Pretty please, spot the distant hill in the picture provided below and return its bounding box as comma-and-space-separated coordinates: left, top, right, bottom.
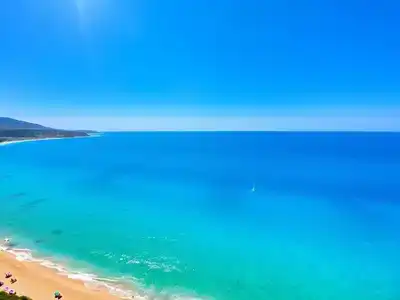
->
0, 117, 95, 142
0, 117, 52, 130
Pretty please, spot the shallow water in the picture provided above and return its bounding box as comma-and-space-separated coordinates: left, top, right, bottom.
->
0, 132, 399, 299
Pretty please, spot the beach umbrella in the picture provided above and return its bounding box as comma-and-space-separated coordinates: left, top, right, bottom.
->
54, 291, 61, 297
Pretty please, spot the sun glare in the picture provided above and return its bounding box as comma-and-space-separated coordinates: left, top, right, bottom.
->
74, 0, 88, 20
73, 0, 110, 27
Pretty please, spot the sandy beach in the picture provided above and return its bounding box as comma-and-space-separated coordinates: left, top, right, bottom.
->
0, 134, 101, 146
0, 138, 66, 146
0, 250, 119, 299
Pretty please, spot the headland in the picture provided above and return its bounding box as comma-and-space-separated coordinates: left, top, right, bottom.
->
0, 117, 96, 145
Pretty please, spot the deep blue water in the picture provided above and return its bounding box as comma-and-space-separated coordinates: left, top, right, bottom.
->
0, 132, 399, 299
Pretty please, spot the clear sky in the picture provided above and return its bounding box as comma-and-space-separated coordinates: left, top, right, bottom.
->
0, 0, 399, 130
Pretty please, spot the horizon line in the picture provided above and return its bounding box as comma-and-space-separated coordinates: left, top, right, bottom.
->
98, 129, 400, 133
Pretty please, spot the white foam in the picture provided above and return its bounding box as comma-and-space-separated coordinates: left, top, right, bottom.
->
15, 253, 32, 262
67, 273, 95, 282
96, 277, 120, 283
6, 249, 35, 262
12, 248, 32, 252
2, 237, 210, 300
0, 138, 65, 146
3, 246, 142, 298
40, 260, 68, 273
0, 134, 101, 147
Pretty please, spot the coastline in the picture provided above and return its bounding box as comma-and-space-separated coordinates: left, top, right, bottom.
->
0, 138, 67, 146
0, 247, 121, 300
0, 238, 200, 300
0, 134, 101, 146
0, 243, 142, 300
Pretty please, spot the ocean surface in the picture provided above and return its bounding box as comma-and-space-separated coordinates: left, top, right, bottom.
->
0, 132, 399, 299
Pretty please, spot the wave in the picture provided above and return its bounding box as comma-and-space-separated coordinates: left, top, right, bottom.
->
90, 249, 182, 273
1, 240, 209, 300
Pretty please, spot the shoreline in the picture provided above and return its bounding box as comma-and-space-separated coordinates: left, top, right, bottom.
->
0, 134, 101, 146
0, 235, 206, 300
0, 246, 124, 300
0, 238, 143, 299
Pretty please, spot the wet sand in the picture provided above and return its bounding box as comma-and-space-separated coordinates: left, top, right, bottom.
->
0, 251, 119, 299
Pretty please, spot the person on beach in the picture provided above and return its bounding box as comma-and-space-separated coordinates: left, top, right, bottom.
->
4, 272, 11, 278
54, 291, 63, 299
10, 278, 17, 284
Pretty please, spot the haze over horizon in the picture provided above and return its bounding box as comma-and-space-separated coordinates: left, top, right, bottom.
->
1, 0, 399, 131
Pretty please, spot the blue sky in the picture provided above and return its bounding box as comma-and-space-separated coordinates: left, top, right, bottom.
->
0, 0, 399, 130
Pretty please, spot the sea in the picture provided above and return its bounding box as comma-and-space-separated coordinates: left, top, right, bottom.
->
0, 132, 399, 300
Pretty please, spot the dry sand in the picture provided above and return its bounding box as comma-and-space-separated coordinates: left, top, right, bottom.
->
0, 251, 120, 299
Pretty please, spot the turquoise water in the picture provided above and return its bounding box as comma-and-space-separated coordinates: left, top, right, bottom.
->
0, 132, 399, 299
